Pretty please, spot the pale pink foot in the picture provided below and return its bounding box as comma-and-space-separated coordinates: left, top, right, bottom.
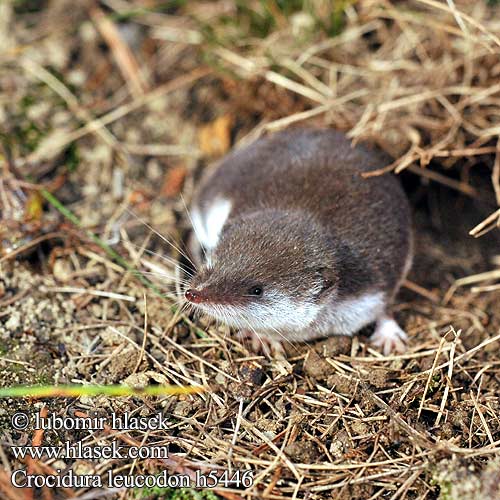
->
370, 316, 408, 355
236, 330, 285, 357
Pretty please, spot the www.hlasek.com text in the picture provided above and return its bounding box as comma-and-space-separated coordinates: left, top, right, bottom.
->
11, 440, 169, 460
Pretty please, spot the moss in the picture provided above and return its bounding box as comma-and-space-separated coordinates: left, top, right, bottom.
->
328, 0, 353, 36
196, 0, 351, 48
436, 480, 452, 500
65, 142, 80, 173
2, 91, 49, 155
0, 340, 55, 386
13, 0, 48, 14
432, 459, 485, 500
4, 69, 78, 157
135, 487, 220, 500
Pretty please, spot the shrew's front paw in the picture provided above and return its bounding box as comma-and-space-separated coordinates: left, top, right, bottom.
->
236, 329, 285, 357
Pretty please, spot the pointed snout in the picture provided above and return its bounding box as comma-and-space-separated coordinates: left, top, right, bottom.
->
185, 288, 203, 304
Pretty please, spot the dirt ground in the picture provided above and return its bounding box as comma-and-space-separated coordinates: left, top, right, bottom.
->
1, 1, 500, 499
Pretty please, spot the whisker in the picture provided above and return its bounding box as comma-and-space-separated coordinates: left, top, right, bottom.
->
125, 207, 196, 267
164, 295, 186, 306
138, 270, 191, 285
266, 324, 298, 352
125, 240, 195, 276
142, 250, 193, 276
179, 192, 209, 263
241, 317, 269, 356
174, 258, 185, 300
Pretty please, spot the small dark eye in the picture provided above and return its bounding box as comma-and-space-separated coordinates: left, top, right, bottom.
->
249, 286, 263, 296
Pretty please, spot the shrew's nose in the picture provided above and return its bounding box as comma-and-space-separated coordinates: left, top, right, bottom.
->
185, 289, 202, 303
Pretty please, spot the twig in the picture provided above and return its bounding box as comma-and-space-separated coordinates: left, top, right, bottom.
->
89, 5, 148, 98
133, 291, 148, 373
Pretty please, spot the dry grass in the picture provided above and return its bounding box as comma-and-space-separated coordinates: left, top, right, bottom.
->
0, 1, 500, 499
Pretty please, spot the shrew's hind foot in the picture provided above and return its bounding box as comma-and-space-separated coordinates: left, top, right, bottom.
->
370, 315, 408, 355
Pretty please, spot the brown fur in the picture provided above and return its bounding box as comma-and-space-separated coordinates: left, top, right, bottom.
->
192, 128, 411, 301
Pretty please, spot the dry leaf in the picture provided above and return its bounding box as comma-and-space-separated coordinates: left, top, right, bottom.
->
24, 191, 43, 221
198, 114, 232, 157
161, 164, 187, 197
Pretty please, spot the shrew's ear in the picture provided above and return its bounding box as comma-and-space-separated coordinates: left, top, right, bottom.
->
334, 241, 375, 297
317, 268, 337, 295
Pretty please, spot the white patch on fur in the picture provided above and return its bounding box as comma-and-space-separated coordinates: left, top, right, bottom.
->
319, 292, 386, 336
247, 291, 321, 332
191, 198, 232, 251
190, 290, 321, 336
370, 316, 408, 355
190, 207, 206, 247
190, 291, 388, 344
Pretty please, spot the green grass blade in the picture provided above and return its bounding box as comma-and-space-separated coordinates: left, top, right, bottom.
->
0, 384, 204, 398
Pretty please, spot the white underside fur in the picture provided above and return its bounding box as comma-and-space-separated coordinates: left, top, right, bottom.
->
192, 290, 322, 335
194, 289, 408, 354
316, 292, 386, 336
197, 291, 387, 343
